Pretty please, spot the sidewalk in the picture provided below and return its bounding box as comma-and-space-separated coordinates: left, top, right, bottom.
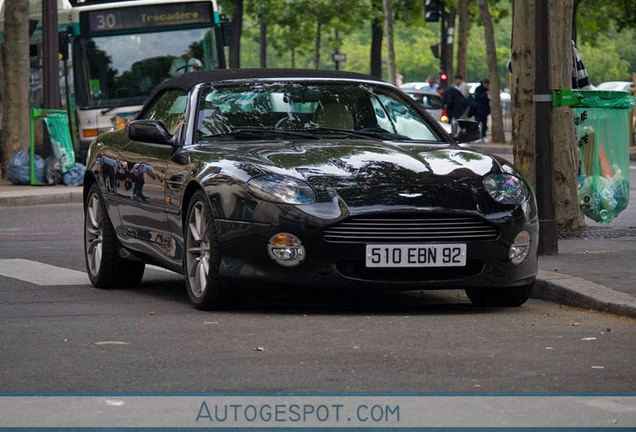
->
1, 156, 636, 318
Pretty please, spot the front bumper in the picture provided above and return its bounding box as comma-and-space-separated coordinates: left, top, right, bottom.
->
214, 214, 539, 291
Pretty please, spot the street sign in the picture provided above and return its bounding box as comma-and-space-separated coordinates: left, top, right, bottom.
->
332, 53, 346, 62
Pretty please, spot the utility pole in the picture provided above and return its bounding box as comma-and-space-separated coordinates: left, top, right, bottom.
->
535, 0, 558, 254
43, 0, 60, 109
259, 19, 266, 68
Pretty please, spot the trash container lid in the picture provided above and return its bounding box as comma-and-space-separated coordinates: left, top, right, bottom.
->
553, 89, 635, 109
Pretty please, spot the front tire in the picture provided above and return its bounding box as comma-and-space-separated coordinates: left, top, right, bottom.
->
183, 190, 243, 310
84, 183, 145, 288
465, 283, 534, 307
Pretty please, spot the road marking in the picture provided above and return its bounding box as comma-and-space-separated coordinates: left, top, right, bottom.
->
0, 259, 89, 286
0, 260, 178, 287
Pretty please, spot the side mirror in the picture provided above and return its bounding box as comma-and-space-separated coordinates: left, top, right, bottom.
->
451, 119, 481, 143
127, 120, 176, 146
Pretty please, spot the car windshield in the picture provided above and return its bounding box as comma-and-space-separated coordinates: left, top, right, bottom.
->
196, 82, 444, 142
75, 27, 217, 109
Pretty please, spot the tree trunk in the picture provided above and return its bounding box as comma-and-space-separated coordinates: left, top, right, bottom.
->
444, 7, 457, 82
1, 1, 30, 179
370, 20, 383, 78
572, 0, 583, 44
550, 0, 586, 229
457, 0, 470, 81
382, 0, 396, 84
229, 0, 243, 68
478, 0, 505, 143
511, 0, 536, 185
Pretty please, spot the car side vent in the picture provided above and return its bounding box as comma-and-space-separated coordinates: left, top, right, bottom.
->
323, 216, 499, 242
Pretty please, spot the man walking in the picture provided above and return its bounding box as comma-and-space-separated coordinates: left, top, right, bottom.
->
473, 79, 491, 142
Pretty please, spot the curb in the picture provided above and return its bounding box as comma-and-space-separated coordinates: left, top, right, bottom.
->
533, 269, 636, 319
0, 186, 83, 207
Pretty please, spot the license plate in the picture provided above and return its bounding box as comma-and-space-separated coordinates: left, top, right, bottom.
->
365, 244, 467, 268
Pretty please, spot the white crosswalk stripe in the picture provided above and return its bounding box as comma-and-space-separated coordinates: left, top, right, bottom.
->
0, 259, 178, 287
0, 259, 89, 286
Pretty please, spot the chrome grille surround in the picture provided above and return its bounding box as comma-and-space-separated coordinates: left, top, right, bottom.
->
323, 215, 500, 243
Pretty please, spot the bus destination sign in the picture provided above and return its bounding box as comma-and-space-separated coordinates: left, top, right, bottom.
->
82, 2, 212, 33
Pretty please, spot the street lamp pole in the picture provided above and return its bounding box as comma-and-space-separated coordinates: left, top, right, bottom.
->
42, 0, 60, 109
534, 0, 558, 254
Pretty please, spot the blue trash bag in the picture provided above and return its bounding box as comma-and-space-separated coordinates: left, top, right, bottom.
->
63, 162, 86, 187
8, 150, 46, 185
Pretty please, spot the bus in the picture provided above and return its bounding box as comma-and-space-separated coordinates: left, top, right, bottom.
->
0, 0, 229, 162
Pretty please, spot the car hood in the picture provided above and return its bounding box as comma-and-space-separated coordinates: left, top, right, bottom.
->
192, 139, 508, 212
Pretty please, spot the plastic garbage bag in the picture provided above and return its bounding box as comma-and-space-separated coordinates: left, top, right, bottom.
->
45, 156, 63, 185
8, 150, 46, 185
565, 90, 635, 223
578, 174, 630, 223
41, 112, 75, 173
63, 162, 85, 187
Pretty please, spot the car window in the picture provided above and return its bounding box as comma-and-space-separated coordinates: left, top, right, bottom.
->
140, 90, 188, 135
195, 82, 442, 141
408, 93, 443, 109
371, 94, 438, 141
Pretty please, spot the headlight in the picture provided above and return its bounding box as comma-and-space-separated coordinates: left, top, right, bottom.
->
483, 174, 530, 204
247, 174, 316, 204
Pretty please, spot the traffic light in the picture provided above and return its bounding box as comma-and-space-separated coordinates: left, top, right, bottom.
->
439, 72, 448, 87
425, 0, 443, 22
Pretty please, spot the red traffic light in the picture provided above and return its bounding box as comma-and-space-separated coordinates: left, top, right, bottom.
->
440, 73, 448, 81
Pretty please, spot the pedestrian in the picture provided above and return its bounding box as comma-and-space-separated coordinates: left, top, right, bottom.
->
438, 86, 469, 124
473, 79, 491, 142
425, 75, 439, 91
453, 74, 470, 99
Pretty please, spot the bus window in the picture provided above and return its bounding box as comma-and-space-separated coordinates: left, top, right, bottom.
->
74, 28, 216, 110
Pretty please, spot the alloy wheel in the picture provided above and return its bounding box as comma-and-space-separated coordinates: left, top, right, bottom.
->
186, 201, 211, 298
85, 192, 103, 278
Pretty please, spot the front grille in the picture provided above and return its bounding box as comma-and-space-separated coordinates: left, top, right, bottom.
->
323, 216, 499, 243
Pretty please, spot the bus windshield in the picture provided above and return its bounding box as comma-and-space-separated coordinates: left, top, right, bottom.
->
75, 27, 217, 109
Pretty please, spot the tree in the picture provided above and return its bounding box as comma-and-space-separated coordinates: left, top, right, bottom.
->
510, 0, 535, 184
383, 0, 396, 83
550, 0, 585, 228
478, 0, 505, 142
1, 1, 30, 179
370, 0, 384, 78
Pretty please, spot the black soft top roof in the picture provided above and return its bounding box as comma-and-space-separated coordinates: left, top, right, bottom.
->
146, 68, 387, 104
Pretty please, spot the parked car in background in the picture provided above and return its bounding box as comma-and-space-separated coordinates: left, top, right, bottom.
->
597, 81, 632, 92
400, 85, 450, 131
83, 69, 538, 310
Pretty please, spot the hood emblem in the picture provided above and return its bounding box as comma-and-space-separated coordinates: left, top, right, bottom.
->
398, 193, 423, 198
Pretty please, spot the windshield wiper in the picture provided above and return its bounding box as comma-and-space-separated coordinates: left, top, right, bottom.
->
304, 126, 385, 140
200, 127, 320, 141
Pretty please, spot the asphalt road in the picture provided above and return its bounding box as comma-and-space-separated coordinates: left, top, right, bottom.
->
0, 204, 635, 392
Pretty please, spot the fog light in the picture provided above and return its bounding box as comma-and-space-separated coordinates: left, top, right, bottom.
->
509, 231, 531, 264
268, 233, 305, 267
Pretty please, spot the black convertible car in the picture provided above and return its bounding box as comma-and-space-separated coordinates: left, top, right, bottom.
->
83, 69, 538, 309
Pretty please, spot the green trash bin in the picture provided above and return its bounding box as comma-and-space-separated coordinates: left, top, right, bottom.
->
553, 89, 635, 223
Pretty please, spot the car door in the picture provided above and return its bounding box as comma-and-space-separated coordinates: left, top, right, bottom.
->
117, 89, 188, 262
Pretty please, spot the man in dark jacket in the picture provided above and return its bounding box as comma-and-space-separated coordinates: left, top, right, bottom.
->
473, 79, 490, 142
438, 86, 468, 123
